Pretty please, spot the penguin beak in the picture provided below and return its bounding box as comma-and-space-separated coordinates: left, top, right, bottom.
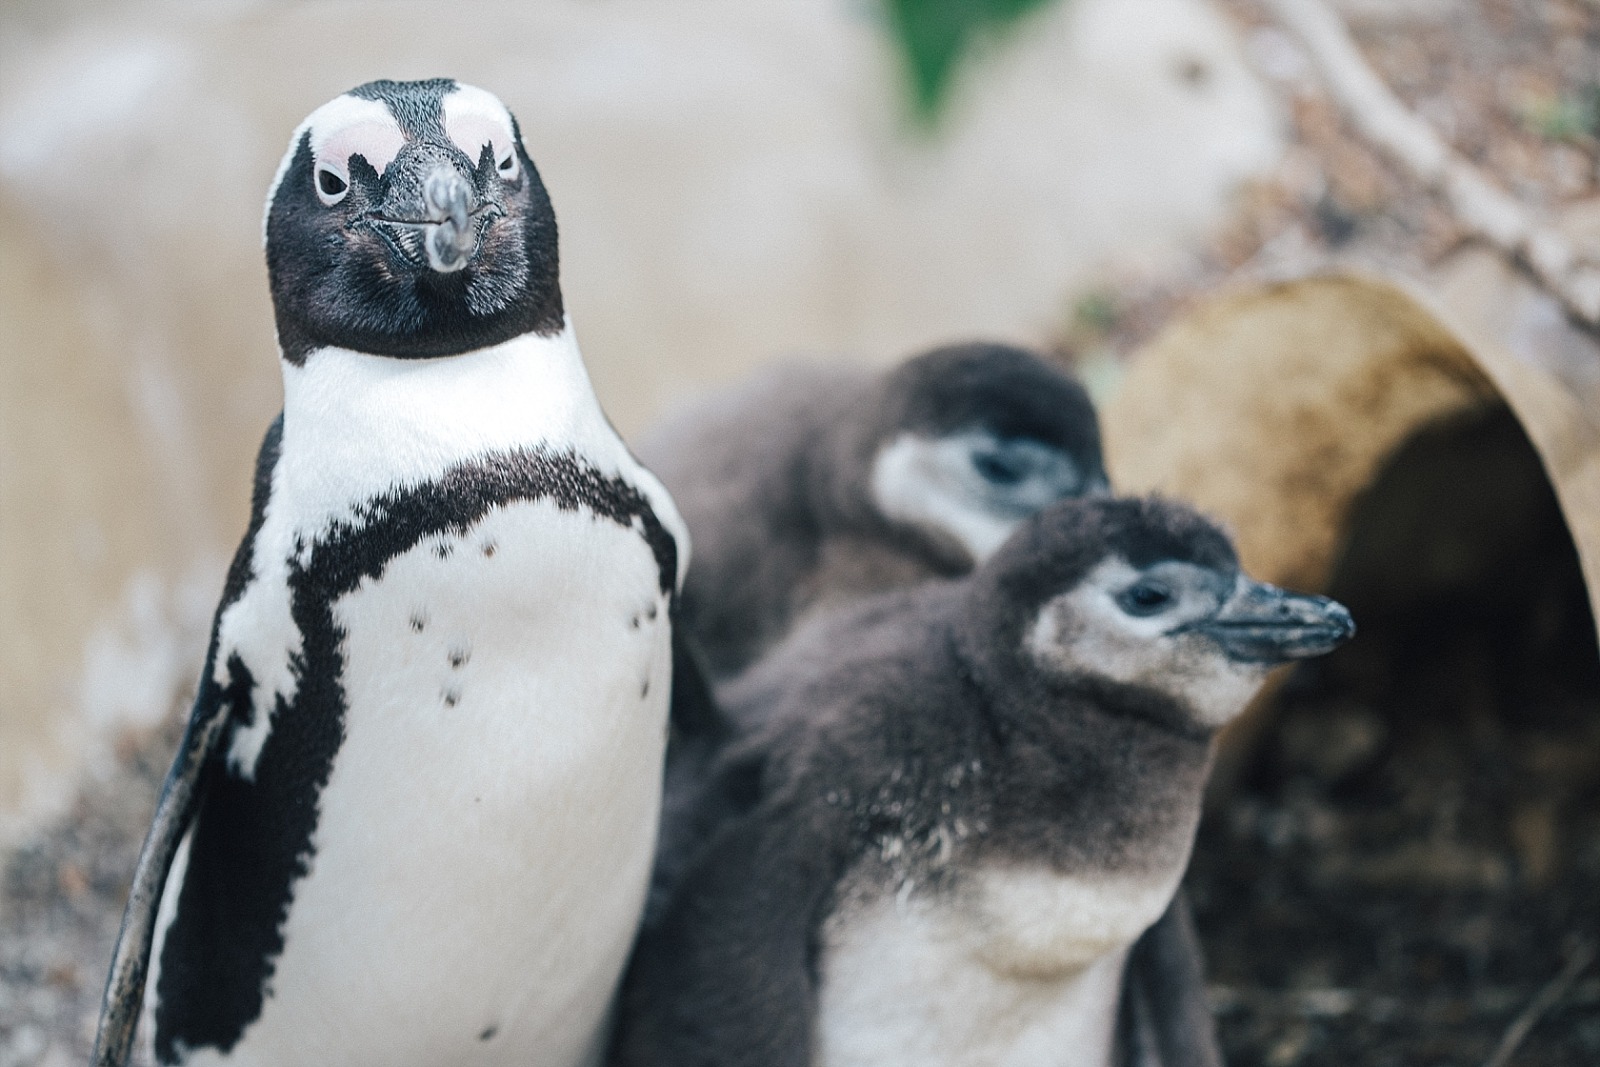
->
419, 166, 476, 273
367, 153, 486, 274
1194, 579, 1355, 664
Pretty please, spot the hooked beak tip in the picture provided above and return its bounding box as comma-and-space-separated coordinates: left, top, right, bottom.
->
425, 224, 473, 273
1202, 587, 1356, 664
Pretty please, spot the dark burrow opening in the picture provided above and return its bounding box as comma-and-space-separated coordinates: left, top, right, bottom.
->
1186, 405, 1600, 1066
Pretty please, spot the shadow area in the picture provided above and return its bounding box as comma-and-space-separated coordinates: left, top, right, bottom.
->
1188, 405, 1600, 1066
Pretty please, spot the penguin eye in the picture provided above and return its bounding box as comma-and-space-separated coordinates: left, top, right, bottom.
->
972, 449, 1028, 486
315, 163, 349, 206
495, 144, 520, 181
1117, 581, 1175, 616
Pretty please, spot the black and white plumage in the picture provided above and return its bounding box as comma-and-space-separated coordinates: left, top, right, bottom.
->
614, 496, 1353, 1067
93, 79, 693, 1067
636, 344, 1107, 681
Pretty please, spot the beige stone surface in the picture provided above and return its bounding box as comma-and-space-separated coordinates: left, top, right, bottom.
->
0, 199, 222, 841
1104, 274, 1503, 593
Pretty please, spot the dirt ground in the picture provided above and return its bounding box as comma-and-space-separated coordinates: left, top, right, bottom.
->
3, 1, 1599, 1064
1059, 0, 1600, 361
0, 720, 174, 1067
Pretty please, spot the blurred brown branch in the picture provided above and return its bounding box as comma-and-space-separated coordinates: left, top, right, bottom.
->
1481, 938, 1595, 1067
1266, 0, 1600, 333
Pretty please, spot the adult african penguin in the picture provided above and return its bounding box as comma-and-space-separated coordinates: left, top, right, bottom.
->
614, 496, 1354, 1067
92, 79, 696, 1067
635, 343, 1107, 682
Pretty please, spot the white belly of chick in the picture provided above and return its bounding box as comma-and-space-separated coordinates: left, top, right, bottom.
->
199, 498, 673, 1067
815, 866, 1180, 1067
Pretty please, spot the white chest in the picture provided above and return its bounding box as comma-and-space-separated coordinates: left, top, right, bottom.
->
217, 325, 687, 776
815, 866, 1181, 1067
207, 500, 671, 1067
165, 326, 688, 1067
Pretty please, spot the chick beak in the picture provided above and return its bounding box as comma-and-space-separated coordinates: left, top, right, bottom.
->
1196, 579, 1355, 664
422, 166, 476, 273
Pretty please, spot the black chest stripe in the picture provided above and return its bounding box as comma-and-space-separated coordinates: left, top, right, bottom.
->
153, 447, 677, 1062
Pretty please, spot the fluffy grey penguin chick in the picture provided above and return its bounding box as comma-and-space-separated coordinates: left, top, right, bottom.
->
637, 344, 1208, 1062
614, 496, 1353, 1067
92, 80, 693, 1067
636, 343, 1107, 681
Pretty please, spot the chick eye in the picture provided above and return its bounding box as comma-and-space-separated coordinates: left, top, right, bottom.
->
1117, 581, 1174, 616
972, 450, 1027, 486
315, 163, 349, 205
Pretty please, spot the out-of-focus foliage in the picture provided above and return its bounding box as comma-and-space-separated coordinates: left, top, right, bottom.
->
883, 0, 1063, 122
1514, 84, 1600, 144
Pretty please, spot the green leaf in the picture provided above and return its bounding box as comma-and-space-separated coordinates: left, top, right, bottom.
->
883, 0, 1063, 124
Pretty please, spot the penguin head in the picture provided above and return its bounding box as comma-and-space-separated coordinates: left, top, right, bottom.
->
840, 343, 1107, 569
264, 79, 562, 362
966, 496, 1354, 733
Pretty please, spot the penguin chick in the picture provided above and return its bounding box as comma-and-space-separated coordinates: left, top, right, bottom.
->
614, 496, 1353, 1067
636, 343, 1106, 680
93, 79, 693, 1067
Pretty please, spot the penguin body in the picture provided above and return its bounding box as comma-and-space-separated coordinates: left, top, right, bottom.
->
615, 497, 1353, 1067
636, 344, 1106, 681
95, 80, 689, 1067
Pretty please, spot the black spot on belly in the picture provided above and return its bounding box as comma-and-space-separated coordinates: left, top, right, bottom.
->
479, 1026, 498, 1042
153, 447, 682, 1061
641, 679, 651, 698
435, 540, 454, 560
443, 688, 461, 708
631, 599, 660, 631
482, 540, 497, 558
448, 646, 470, 668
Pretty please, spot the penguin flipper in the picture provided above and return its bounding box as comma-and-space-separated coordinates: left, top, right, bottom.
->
1118, 891, 1223, 1067
92, 416, 282, 1067
668, 624, 729, 745
91, 685, 234, 1067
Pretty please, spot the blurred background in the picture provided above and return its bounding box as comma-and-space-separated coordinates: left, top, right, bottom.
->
2, 0, 1597, 1064
0, 0, 1280, 834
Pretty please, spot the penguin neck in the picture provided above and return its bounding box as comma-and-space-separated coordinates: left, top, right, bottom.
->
803, 400, 972, 578
272, 319, 626, 533
952, 620, 1213, 875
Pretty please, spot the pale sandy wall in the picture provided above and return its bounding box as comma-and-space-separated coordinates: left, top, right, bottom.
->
0, 0, 1281, 837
